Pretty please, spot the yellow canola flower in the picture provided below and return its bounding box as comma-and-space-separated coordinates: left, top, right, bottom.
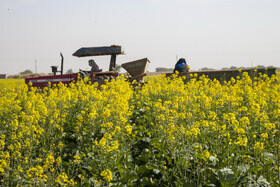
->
202, 150, 210, 161
56, 156, 62, 166
254, 142, 264, 152
239, 117, 250, 126
74, 154, 81, 163
235, 127, 245, 134
44, 153, 55, 169
261, 132, 268, 139
125, 124, 132, 134
235, 136, 248, 147
0, 159, 8, 173
26, 165, 47, 182
100, 169, 113, 182
98, 137, 107, 148
55, 172, 75, 186
263, 123, 275, 131
190, 127, 200, 137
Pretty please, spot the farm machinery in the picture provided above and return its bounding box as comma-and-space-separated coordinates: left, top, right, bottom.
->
25, 45, 150, 89
25, 45, 278, 89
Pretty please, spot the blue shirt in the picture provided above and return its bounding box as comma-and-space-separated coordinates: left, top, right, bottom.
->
175, 62, 187, 69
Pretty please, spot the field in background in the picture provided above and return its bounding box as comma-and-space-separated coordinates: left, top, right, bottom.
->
0, 73, 279, 186
0, 79, 24, 90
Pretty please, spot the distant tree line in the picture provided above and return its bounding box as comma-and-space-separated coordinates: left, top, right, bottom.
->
155, 65, 276, 73
221, 65, 275, 70
7, 65, 277, 79
155, 67, 174, 72
201, 65, 276, 71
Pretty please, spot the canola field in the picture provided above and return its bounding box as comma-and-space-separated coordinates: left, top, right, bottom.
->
0, 72, 279, 186
0, 79, 24, 90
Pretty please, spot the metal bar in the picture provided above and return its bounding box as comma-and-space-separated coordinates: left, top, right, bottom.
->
60, 53, 64, 75
109, 54, 117, 71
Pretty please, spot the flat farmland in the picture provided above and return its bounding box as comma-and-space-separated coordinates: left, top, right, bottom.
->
0, 72, 279, 186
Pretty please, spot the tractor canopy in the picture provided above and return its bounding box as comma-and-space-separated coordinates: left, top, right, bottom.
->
72, 45, 124, 57
72, 45, 124, 71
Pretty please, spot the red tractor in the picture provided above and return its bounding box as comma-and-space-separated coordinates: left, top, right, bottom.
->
25, 45, 150, 89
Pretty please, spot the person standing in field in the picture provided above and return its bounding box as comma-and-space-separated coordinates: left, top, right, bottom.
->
173, 58, 189, 73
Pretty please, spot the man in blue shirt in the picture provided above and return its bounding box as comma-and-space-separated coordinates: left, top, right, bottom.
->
173, 58, 189, 73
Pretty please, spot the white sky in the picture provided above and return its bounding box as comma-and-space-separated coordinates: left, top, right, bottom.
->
0, 0, 280, 75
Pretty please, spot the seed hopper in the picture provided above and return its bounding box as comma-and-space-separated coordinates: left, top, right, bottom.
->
122, 58, 150, 83
25, 45, 150, 89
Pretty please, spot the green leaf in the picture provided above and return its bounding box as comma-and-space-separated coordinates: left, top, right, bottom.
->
262, 152, 275, 164
257, 175, 270, 186
153, 169, 160, 174
218, 167, 236, 186
117, 165, 124, 178
209, 155, 219, 166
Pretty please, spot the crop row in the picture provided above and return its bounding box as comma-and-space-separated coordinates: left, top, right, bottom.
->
0, 73, 279, 186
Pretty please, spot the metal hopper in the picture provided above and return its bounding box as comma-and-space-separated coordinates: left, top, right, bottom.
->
121, 58, 150, 83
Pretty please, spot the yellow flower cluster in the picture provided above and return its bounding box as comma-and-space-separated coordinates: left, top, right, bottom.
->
0, 76, 133, 185
133, 72, 280, 184
0, 71, 279, 185
26, 165, 47, 183
55, 172, 75, 186
0, 79, 24, 90
100, 169, 113, 182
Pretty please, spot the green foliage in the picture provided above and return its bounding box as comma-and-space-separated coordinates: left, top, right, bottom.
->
65, 69, 74, 74
155, 67, 173, 72
0, 73, 280, 186
19, 69, 33, 75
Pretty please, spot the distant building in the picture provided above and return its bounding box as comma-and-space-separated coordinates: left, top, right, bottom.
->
0, 74, 6, 79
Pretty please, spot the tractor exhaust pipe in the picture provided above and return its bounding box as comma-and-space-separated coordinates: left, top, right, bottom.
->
60, 52, 64, 75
